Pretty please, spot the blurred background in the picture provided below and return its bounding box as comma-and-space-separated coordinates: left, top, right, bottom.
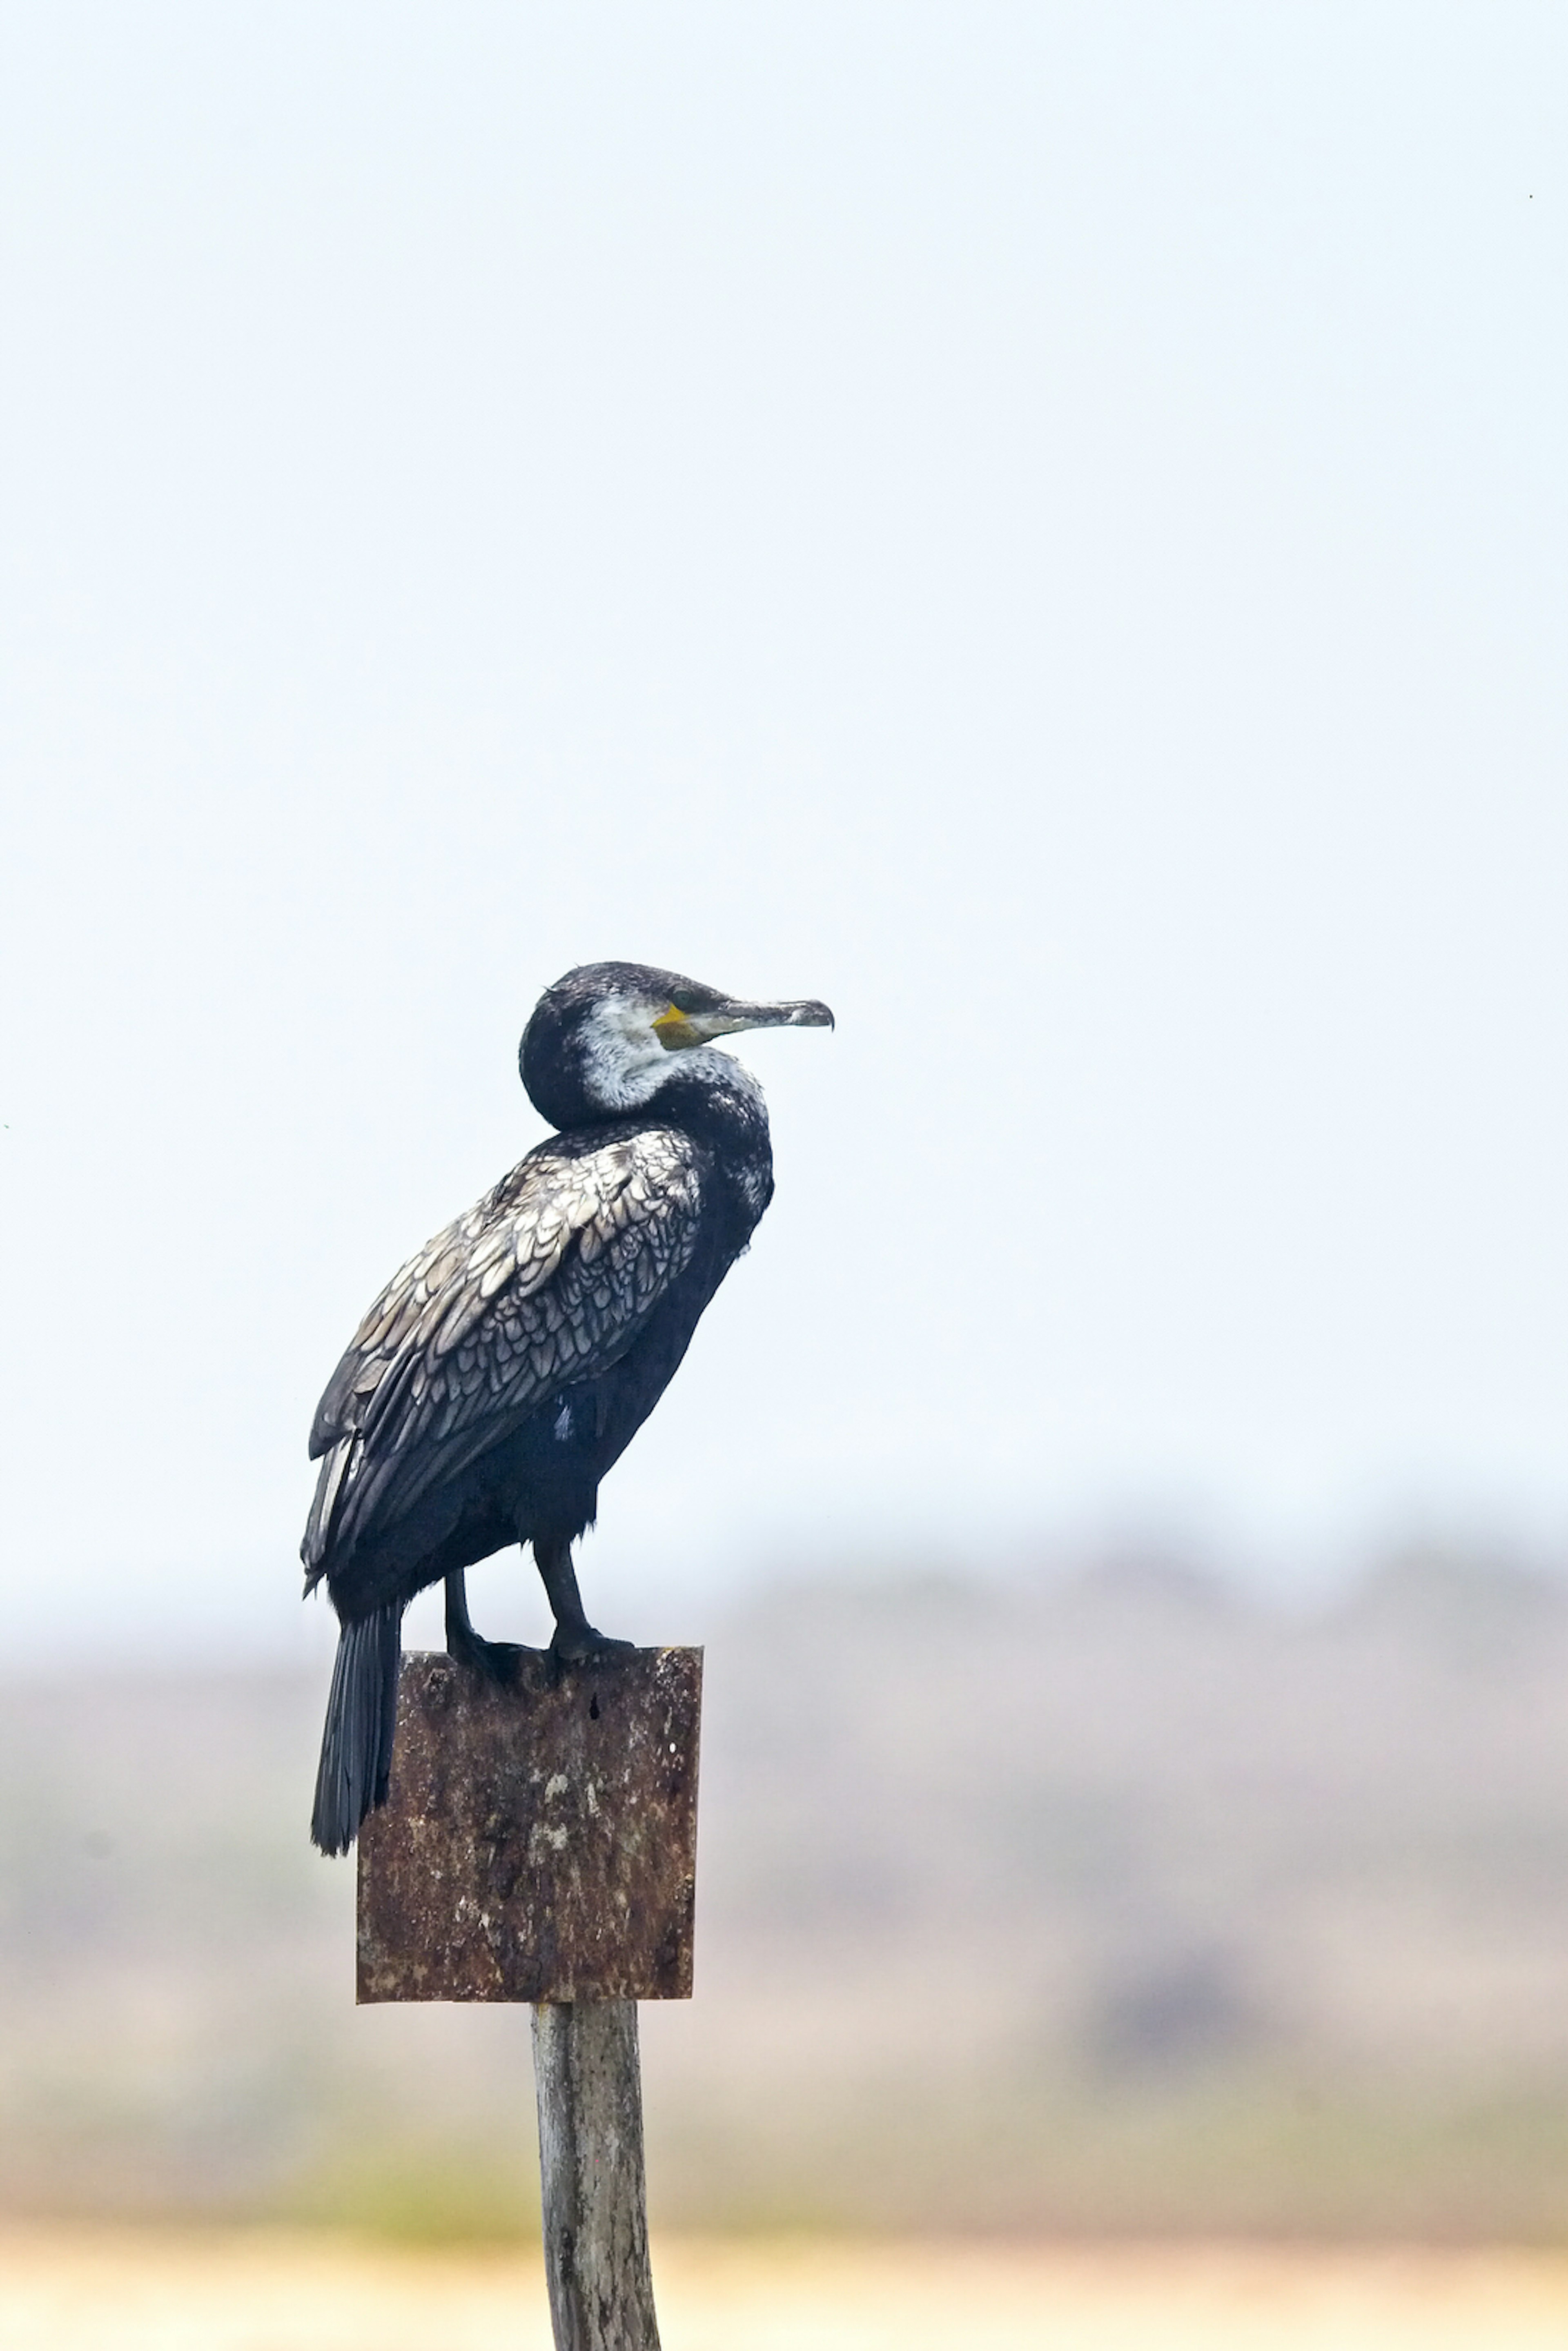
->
2, 0, 1568, 2276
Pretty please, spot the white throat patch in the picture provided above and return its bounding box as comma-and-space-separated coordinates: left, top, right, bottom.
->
576, 998, 765, 1115
577, 997, 673, 1110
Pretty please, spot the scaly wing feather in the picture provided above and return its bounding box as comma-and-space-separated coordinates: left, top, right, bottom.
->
302, 1126, 704, 1577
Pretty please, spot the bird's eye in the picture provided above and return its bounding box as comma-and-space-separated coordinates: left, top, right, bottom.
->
667, 988, 703, 1015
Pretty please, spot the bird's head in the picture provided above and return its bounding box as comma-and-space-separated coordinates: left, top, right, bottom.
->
520, 961, 834, 1129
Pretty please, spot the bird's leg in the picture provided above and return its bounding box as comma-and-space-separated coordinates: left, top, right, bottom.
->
534, 1536, 636, 1668
444, 1567, 525, 1683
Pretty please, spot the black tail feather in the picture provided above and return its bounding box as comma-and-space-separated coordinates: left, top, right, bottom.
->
311, 1601, 403, 1855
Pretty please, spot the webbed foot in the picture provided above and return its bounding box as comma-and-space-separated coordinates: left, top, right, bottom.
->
446, 1616, 528, 1685
546, 1622, 639, 1678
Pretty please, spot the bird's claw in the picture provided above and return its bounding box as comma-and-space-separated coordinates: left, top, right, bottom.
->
447, 1627, 529, 1686
546, 1625, 638, 1681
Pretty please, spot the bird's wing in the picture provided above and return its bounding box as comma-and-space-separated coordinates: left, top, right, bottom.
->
302, 1125, 705, 1573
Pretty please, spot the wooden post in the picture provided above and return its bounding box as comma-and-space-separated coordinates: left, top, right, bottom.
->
533, 2000, 660, 2351
356, 1647, 701, 2351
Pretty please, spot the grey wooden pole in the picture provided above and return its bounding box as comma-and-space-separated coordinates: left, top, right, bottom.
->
532, 1999, 661, 2351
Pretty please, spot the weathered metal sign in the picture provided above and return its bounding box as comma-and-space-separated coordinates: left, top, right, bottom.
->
356, 1646, 702, 2004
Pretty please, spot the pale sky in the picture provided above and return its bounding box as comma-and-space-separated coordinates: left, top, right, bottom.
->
2, 4, 1566, 1661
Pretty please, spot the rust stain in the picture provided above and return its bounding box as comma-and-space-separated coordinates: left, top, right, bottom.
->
356, 1647, 702, 2004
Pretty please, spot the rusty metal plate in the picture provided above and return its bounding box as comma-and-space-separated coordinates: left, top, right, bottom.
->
357, 1647, 701, 2004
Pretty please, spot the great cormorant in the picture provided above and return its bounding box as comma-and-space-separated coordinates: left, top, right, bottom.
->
301, 960, 833, 1854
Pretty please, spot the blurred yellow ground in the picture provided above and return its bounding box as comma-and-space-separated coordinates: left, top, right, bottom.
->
3, 2231, 1568, 2349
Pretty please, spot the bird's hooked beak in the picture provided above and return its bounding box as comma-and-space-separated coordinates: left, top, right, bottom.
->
653, 995, 835, 1051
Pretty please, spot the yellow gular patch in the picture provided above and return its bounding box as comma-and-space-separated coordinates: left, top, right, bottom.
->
653, 1006, 698, 1050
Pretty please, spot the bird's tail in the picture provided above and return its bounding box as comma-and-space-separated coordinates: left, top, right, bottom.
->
311, 1601, 403, 1856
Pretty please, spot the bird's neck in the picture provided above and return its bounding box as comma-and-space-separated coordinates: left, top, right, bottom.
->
652, 1051, 775, 1228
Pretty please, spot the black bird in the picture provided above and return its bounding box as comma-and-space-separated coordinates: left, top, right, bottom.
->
302, 960, 833, 1853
